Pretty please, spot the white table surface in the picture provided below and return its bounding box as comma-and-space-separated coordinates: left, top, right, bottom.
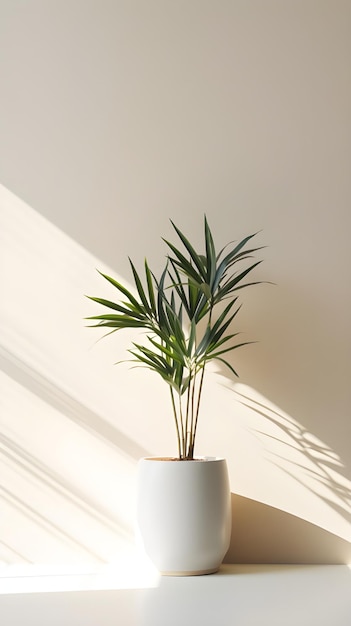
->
1, 562, 350, 626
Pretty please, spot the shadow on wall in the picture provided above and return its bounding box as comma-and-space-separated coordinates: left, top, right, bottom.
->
207, 381, 351, 563
225, 493, 351, 564
233, 387, 351, 530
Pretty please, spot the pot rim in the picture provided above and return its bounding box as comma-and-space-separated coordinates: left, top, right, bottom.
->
140, 455, 226, 463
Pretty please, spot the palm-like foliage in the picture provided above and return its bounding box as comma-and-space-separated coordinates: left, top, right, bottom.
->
86, 217, 263, 459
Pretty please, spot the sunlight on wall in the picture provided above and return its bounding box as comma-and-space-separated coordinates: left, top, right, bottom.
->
0, 183, 147, 566
1, 182, 350, 569
0, 370, 137, 563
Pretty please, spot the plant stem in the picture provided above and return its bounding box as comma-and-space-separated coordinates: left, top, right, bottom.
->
191, 306, 213, 453
178, 391, 185, 457
170, 387, 183, 458
184, 373, 191, 457
188, 371, 197, 458
192, 365, 206, 448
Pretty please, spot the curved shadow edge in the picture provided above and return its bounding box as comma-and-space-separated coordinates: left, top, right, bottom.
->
224, 493, 351, 564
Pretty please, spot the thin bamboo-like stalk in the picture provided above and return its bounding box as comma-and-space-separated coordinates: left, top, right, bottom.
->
170, 387, 183, 458
178, 391, 185, 457
184, 373, 192, 458
192, 365, 206, 451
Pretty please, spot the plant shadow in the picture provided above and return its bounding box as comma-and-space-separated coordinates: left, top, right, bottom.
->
225, 493, 351, 564
233, 388, 351, 526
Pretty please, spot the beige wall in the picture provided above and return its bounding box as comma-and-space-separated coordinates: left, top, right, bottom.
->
1, 1, 350, 563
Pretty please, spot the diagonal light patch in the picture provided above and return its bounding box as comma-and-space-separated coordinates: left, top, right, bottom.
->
0, 183, 160, 578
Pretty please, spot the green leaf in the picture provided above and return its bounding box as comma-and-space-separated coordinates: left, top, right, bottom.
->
148, 336, 186, 364
225, 247, 265, 266
163, 239, 203, 284
195, 301, 240, 357
217, 232, 258, 265
164, 302, 186, 350
128, 350, 170, 375
85, 296, 141, 316
97, 270, 142, 311
169, 220, 207, 279
208, 340, 255, 358
216, 261, 262, 300
200, 282, 211, 299
85, 304, 146, 321
145, 259, 156, 314
86, 319, 147, 328
86, 314, 138, 321
187, 317, 197, 357
132, 343, 172, 370
129, 258, 151, 314
194, 324, 212, 356
204, 216, 216, 286
211, 356, 239, 377
156, 263, 172, 334
211, 257, 228, 294
206, 332, 240, 353
168, 262, 191, 318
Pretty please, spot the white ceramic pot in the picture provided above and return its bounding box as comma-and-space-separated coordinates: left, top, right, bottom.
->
137, 456, 231, 576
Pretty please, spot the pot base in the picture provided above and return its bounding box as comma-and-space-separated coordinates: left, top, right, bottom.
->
161, 567, 219, 577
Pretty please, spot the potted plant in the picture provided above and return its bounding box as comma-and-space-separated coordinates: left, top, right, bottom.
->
86, 216, 263, 575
